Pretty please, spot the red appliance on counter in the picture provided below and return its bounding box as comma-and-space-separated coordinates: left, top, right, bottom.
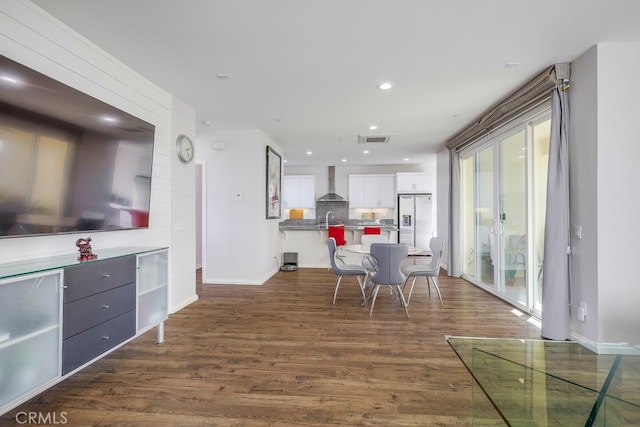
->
363, 226, 381, 235
328, 225, 346, 245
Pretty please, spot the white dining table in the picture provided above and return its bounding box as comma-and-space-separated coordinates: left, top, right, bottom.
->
343, 243, 428, 256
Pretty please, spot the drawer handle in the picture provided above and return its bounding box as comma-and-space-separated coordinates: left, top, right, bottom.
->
102, 305, 110, 309
102, 273, 110, 278
102, 336, 110, 341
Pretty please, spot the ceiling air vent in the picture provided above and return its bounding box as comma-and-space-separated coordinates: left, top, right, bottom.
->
358, 134, 391, 144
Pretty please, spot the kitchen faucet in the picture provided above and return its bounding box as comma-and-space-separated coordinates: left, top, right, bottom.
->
325, 211, 333, 229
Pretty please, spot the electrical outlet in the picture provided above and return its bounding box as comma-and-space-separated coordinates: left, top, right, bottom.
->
574, 225, 582, 239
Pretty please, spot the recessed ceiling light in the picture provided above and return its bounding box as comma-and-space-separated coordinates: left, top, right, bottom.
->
363, 150, 370, 154
306, 151, 312, 155
283, 159, 288, 163
341, 158, 347, 162
403, 157, 410, 161
202, 120, 212, 126
368, 125, 378, 130
377, 82, 393, 90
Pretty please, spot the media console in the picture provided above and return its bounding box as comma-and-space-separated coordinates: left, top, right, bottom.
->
0, 247, 169, 415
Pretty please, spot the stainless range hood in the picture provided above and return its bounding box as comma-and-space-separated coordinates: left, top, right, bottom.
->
316, 166, 346, 202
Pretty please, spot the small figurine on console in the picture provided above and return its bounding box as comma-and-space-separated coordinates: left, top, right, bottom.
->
76, 237, 98, 261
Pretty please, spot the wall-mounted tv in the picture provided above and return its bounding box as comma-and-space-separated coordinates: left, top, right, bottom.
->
0, 54, 155, 238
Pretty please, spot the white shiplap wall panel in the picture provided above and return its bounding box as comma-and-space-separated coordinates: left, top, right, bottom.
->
0, 0, 172, 262
2, 1, 171, 123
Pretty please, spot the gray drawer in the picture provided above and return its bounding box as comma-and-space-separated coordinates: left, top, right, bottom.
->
62, 310, 136, 375
64, 255, 136, 303
63, 283, 136, 339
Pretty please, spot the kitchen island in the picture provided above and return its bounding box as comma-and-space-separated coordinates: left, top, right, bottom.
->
279, 219, 398, 268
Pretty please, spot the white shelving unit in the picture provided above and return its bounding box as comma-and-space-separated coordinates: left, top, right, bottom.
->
137, 249, 169, 339
0, 271, 62, 415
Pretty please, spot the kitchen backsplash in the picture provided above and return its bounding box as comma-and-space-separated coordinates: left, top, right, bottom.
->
315, 201, 348, 222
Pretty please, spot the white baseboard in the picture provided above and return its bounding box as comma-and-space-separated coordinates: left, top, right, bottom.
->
170, 294, 199, 314
202, 266, 281, 286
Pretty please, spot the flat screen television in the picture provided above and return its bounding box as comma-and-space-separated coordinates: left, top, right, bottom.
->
0, 54, 155, 238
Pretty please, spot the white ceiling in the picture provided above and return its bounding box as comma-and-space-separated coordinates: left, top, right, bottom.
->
32, 0, 640, 166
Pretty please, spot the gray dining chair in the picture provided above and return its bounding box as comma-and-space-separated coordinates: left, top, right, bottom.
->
367, 243, 409, 317
327, 237, 369, 304
360, 234, 389, 271
401, 237, 445, 306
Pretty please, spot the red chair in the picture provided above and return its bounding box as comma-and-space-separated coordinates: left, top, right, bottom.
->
363, 226, 381, 235
328, 225, 346, 245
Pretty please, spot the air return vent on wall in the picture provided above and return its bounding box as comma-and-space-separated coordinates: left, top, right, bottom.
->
358, 134, 391, 144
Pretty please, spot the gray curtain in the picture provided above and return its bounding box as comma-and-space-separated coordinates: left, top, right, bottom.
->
446, 66, 556, 151
541, 82, 571, 340
448, 150, 462, 277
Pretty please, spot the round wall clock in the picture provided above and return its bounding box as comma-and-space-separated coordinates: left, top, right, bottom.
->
176, 134, 194, 164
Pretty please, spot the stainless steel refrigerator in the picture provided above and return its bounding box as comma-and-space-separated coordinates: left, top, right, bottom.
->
398, 194, 433, 249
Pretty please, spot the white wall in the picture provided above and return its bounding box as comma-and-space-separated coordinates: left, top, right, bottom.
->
196, 163, 203, 268
197, 129, 282, 284
594, 42, 640, 344
568, 46, 600, 342
436, 149, 450, 271
555, 42, 640, 345
169, 97, 198, 312
0, 1, 197, 314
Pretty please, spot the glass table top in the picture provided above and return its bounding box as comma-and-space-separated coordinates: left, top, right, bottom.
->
446, 336, 640, 426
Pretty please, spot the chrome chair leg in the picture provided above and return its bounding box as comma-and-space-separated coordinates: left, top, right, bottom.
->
430, 277, 444, 307
356, 274, 368, 301
332, 276, 343, 304
368, 285, 381, 316
406, 276, 418, 305
405, 275, 443, 307
395, 286, 410, 317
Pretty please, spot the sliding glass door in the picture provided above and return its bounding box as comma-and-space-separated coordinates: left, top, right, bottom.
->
460, 108, 550, 316
499, 129, 527, 304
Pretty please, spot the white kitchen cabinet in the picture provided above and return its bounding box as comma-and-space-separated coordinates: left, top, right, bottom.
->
375, 175, 396, 207
396, 172, 432, 193
0, 271, 61, 414
348, 175, 365, 207
349, 174, 395, 208
283, 175, 315, 208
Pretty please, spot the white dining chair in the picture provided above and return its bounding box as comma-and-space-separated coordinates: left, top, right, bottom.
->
401, 237, 445, 306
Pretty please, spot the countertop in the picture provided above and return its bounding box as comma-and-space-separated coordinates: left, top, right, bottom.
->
279, 219, 398, 232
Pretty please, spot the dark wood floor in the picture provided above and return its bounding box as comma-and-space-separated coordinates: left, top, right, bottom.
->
1, 263, 543, 426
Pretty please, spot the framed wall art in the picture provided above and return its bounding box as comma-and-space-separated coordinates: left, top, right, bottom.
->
266, 146, 282, 219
